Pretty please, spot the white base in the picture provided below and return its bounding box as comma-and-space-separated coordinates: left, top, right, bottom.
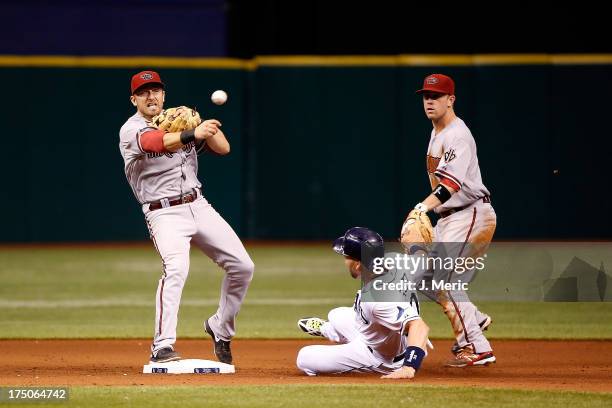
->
143, 359, 235, 374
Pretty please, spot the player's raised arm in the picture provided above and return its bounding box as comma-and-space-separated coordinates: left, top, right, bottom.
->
139, 119, 226, 154
177, 118, 229, 154
138, 107, 219, 153
138, 128, 205, 153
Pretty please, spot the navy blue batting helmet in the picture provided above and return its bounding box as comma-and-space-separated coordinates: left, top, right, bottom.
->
333, 227, 384, 268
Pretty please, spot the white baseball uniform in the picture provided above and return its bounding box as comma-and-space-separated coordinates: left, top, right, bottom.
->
296, 291, 421, 375
425, 116, 496, 353
119, 111, 254, 355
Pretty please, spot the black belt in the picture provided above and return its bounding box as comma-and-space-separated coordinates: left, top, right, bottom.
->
148, 188, 199, 211
439, 195, 491, 219
367, 346, 405, 363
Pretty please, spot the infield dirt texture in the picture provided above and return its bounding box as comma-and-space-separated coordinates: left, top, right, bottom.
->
2, 339, 612, 392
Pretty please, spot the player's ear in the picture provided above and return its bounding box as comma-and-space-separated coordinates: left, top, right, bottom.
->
162, 91, 165, 103
356, 261, 364, 274
130, 95, 137, 107
448, 95, 456, 108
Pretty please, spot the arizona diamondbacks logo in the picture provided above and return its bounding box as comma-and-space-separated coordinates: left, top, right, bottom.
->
141, 73, 153, 80
444, 149, 456, 162
426, 76, 439, 84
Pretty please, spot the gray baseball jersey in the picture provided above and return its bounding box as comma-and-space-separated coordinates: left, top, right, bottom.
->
119, 112, 202, 206
426, 117, 490, 213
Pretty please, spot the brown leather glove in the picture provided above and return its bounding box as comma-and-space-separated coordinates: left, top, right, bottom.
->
152, 106, 202, 132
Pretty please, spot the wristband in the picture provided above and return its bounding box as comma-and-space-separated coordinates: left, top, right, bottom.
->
180, 129, 196, 145
414, 203, 429, 213
432, 184, 452, 204
403, 346, 426, 371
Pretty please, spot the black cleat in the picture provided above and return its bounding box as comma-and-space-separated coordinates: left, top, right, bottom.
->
150, 347, 181, 363
205, 319, 233, 364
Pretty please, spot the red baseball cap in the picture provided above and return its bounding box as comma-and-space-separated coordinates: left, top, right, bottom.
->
130, 70, 165, 94
416, 73, 455, 95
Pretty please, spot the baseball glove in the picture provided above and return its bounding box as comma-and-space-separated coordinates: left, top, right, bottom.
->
400, 209, 434, 245
151, 106, 202, 132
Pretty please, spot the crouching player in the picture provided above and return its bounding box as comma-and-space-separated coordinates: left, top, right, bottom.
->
296, 227, 429, 379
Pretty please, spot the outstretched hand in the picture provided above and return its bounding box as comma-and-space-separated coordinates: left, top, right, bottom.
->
380, 366, 416, 380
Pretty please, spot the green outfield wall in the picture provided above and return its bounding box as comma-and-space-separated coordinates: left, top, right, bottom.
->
1, 55, 610, 241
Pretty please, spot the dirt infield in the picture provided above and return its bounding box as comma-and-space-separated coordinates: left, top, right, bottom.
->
3, 339, 611, 392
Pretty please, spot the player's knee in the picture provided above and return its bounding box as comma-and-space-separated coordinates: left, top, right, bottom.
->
327, 307, 350, 325
296, 347, 318, 376
239, 258, 255, 281
225, 256, 254, 281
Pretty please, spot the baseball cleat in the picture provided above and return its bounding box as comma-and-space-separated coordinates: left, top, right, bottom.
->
479, 315, 493, 331
297, 317, 327, 337
205, 319, 233, 364
445, 346, 496, 368
451, 316, 493, 354
150, 346, 181, 363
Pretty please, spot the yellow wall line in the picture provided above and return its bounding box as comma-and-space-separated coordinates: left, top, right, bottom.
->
0, 55, 246, 69
0, 54, 611, 68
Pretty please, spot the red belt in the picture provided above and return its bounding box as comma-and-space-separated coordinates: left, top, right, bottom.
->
439, 196, 491, 219
148, 189, 199, 211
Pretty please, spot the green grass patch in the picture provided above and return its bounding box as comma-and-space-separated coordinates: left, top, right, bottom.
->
1, 245, 611, 339
5, 385, 612, 408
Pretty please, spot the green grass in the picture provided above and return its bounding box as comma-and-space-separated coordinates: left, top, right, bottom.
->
3, 385, 611, 408
1, 245, 611, 339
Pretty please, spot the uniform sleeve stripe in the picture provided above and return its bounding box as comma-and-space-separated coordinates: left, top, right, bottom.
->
435, 169, 461, 186
440, 177, 461, 191
136, 127, 156, 154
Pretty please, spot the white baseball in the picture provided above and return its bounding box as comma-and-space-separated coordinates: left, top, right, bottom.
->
211, 90, 228, 105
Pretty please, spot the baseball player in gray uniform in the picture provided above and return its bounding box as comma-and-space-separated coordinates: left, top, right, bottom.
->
297, 227, 430, 379
119, 70, 254, 364
402, 73, 496, 367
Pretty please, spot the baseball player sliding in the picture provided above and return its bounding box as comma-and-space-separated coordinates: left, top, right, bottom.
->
296, 227, 430, 379
119, 71, 254, 364
400, 73, 496, 367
